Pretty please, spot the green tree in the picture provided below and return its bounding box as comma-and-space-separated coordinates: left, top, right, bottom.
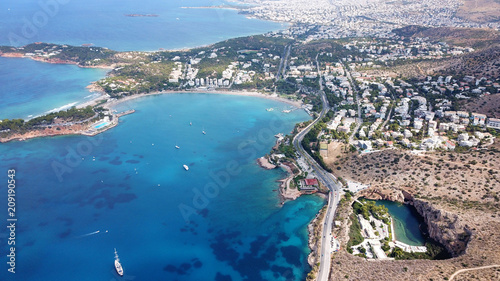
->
390, 247, 404, 258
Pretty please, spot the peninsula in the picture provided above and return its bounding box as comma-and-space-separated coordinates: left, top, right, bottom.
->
1, 12, 500, 280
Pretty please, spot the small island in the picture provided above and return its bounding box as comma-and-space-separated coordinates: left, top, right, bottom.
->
125, 14, 159, 17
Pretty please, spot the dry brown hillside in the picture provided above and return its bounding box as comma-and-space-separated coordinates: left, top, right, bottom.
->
327, 143, 500, 280
457, 0, 500, 23
367, 44, 500, 79
414, 27, 500, 49
334, 147, 500, 204
460, 93, 500, 118
393, 26, 500, 49
383, 26, 500, 79
442, 44, 500, 78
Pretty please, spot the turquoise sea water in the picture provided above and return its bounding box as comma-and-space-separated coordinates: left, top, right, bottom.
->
0, 57, 107, 120
0, 94, 323, 280
0, 0, 286, 51
0, 1, 324, 280
375, 200, 426, 246
0, 0, 285, 118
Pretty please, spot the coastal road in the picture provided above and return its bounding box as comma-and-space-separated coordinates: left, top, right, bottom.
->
292, 57, 342, 281
277, 44, 292, 81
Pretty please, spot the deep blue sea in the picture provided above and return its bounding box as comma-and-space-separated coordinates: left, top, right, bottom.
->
0, 1, 324, 280
0, 57, 107, 120
0, 94, 323, 280
0, 0, 286, 51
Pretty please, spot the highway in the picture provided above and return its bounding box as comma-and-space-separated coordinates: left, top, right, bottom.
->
290, 56, 343, 281
276, 44, 292, 81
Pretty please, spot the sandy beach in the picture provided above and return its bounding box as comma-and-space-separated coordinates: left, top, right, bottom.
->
1, 86, 304, 144
92, 88, 304, 111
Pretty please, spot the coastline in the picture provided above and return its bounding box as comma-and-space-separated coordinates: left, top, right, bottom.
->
255, 157, 305, 204
277, 163, 302, 202
180, 6, 240, 11
391, 217, 396, 242
99, 89, 303, 111
307, 205, 327, 270
255, 156, 302, 203
257, 157, 277, 170
0, 53, 115, 70
1, 89, 303, 144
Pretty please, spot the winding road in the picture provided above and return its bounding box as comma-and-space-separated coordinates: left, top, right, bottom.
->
291, 56, 342, 281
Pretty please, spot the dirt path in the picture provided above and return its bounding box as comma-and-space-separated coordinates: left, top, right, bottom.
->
449, 264, 500, 280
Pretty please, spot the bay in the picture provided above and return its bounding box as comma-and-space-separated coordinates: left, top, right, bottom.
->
0, 93, 323, 281
0, 57, 107, 120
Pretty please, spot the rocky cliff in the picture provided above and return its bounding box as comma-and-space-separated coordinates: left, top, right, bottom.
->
411, 199, 472, 257
359, 187, 472, 257
358, 187, 412, 203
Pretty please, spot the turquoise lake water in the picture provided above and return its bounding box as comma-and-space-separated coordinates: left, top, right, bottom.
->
0, 0, 286, 51
0, 93, 324, 280
375, 200, 426, 246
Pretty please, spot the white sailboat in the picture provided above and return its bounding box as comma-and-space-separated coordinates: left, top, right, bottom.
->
114, 248, 124, 276
183, 164, 189, 171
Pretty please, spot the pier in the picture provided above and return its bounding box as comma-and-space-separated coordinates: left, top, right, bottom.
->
116, 109, 135, 117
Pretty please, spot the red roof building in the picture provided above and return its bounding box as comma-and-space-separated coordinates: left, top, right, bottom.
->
304, 179, 318, 186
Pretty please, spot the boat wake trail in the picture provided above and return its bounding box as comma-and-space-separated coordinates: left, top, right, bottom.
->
76, 230, 101, 238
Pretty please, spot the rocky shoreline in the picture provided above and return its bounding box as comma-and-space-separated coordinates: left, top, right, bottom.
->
306, 205, 327, 279
256, 156, 304, 203
255, 155, 328, 278
0, 52, 115, 69
256, 157, 276, 169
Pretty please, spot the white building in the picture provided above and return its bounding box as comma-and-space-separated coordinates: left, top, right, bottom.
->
487, 118, 500, 129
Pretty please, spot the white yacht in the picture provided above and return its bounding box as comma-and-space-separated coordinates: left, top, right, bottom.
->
114, 248, 124, 276
183, 165, 189, 171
